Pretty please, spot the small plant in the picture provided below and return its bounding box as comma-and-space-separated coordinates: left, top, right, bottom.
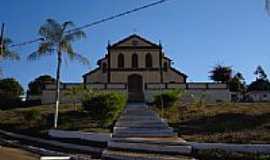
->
23, 109, 42, 127
82, 91, 127, 127
153, 89, 183, 108
191, 93, 207, 108
65, 85, 86, 111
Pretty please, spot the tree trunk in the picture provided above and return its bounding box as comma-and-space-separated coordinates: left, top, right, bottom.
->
54, 50, 62, 128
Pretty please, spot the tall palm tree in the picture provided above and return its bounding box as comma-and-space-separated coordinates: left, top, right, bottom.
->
0, 38, 20, 77
266, 0, 270, 15
28, 19, 89, 128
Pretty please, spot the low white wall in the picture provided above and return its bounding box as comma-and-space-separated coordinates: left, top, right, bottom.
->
189, 142, 270, 154
48, 129, 111, 143
107, 84, 126, 89
147, 84, 166, 89
42, 86, 127, 104
26, 95, 41, 101
42, 82, 230, 104
42, 90, 80, 105
187, 89, 231, 103
167, 83, 186, 89
144, 89, 230, 103
86, 84, 105, 89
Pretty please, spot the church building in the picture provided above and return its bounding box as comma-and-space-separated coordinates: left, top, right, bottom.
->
41, 34, 230, 104
83, 34, 187, 101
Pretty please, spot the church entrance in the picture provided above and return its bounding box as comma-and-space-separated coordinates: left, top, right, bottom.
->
128, 74, 144, 102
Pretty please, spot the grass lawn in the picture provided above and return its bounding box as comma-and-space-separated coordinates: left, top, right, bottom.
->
0, 104, 110, 138
154, 102, 270, 144
0, 146, 39, 160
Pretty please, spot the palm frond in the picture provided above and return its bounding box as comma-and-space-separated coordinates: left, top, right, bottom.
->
27, 41, 54, 61
61, 40, 89, 65
62, 21, 74, 31
27, 51, 53, 61
266, 0, 270, 16
0, 38, 20, 60
0, 68, 3, 78
2, 50, 20, 60
39, 18, 62, 42
72, 53, 90, 65
64, 30, 86, 42
3, 38, 12, 46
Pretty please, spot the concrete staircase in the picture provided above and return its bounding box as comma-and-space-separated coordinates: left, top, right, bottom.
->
102, 103, 195, 160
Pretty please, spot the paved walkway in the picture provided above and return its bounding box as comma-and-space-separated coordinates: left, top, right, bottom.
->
102, 103, 195, 160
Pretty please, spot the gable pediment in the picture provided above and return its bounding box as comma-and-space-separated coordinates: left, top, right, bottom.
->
111, 34, 159, 48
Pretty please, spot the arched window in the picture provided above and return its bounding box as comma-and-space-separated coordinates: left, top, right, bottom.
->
145, 53, 152, 68
132, 54, 138, 68
163, 62, 168, 71
102, 63, 107, 73
118, 53, 124, 68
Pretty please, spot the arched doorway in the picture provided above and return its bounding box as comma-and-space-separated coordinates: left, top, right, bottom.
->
128, 74, 144, 102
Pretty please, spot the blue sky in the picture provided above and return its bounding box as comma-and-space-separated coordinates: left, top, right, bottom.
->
1, 0, 270, 90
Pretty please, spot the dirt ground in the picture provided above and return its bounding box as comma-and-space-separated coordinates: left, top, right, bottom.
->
0, 146, 39, 160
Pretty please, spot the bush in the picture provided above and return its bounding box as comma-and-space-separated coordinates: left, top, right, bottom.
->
153, 89, 182, 108
22, 109, 42, 127
82, 92, 127, 127
23, 109, 42, 121
0, 97, 22, 110
0, 78, 24, 110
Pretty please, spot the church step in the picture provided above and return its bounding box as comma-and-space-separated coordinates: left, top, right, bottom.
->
102, 149, 195, 160
115, 119, 166, 125
118, 117, 161, 121
112, 132, 177, 138
113, 131, 175, 136
107, 141, 192, 155
113, 127, 174, 133
121, 112, 156, 116
111, 137, 187, 146
115, 122, 168, 128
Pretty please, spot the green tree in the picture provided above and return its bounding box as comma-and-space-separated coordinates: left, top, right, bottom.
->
0, 38, 20, 77
228, 72, 246, 93
209, 65, 232, 83
248, 66, 270, 91
27, 75, 55, 96
0, 78, 23, 98
27, 19, 89, 128
254, 65, 267, 80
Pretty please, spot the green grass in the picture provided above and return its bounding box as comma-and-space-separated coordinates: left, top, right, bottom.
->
0, 104, 110, 138
154, 102, 270, 144
194, 149, 270, 160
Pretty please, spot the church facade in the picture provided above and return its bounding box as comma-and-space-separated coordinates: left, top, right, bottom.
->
41, 34, 230, 104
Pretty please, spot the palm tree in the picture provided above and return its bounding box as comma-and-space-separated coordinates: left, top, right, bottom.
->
266, 0, 270, 15
209, 64, 232, 83
28, 19, 89, 128
0, 38, 20, 77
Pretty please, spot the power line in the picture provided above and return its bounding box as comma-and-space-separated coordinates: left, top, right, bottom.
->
9, 0, 171, 48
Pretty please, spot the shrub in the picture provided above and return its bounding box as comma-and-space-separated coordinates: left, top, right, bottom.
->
0, 78, 24, 109
153, 89, 182, 108
82, 92, 127, 127
0, 97, 22, 110
23, 109, 42, 122
22, 109, 43, 127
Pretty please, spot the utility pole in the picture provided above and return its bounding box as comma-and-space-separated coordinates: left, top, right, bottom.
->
0, 23, 5, 56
